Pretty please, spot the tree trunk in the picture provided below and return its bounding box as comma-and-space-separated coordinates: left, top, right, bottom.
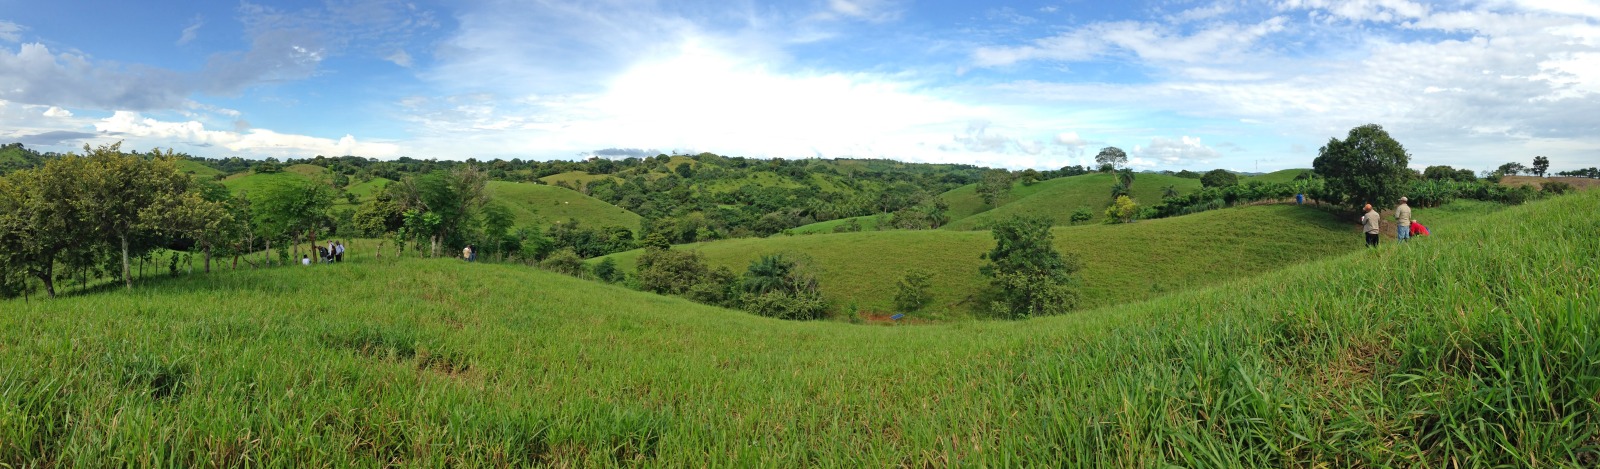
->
309, 227, 318, 264
266, 238, 272, 267
36, 263, 56, 298
121, 234, 132, 290
204, 243, 212, 273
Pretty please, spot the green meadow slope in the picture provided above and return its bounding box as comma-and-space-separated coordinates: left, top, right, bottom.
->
486, 181, 642, 231
1243, 168, 1310, 184
602, 204, 1361, 315
4, 191, 1595, 466
941, 172, 1204, 229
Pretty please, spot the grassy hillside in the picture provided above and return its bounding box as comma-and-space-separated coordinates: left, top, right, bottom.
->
791, 214, 889, 234
601, 204, 1364, 315
4, 191, 1595, 466
486, 181, 642, 231
343, 177, 393, 199
219, 171, 311, 198
175, 159, 224, 179
538, 171, 617, 189
943, 172, 1203, 230
1243, 168, 1310, 184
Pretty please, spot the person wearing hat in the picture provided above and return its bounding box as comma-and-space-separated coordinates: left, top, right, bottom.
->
1361, 203, 1381, 248
1394, 196, 1412, 243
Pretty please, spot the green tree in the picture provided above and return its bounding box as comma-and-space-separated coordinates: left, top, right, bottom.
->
1094, 147, 1127, 171
1312, 124, 1413, 208
1103, 195, 1140, 224
976, 169, 1013, 206
893, 270, 934, 313
1532, 156, 1550, 177
1200, 169, 1239, 188
1496, 162, 1527, 177
739, 254, 829, 320
254, 177, 335, 262
0, 159, 88, 297
979, 215, 1081, 318
592, 257, 622, 283
77, 144, 194, 289
539, 248, 585, 276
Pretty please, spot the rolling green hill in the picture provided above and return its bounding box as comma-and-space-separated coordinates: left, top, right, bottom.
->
4, 191, 1594, 466
1243, 168, 1310, 184
600, 204, 1362, 316
175, 159, 224, 179
941, 172, 1203, 230
219, 171, 312, 198
791, 214, 889, 234
486, 181, 642, 231
538, 170, 618, 189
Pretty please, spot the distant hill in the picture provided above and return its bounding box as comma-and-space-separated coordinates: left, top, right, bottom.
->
598, 204, 1358, 317
1243, 168, 1311, 184
486, 181, 642, 231
942, 172, 1203, 230
791, 214, 888, 234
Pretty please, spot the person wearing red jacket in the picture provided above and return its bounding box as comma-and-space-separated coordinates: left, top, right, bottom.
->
1410, 220, 1430, 236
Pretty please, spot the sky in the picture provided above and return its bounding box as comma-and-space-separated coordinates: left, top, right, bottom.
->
1, 0, 1598, 173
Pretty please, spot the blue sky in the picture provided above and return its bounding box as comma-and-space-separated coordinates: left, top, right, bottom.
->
2, 0, 1598, 172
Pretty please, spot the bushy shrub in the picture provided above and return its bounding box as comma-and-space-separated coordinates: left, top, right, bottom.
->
539, 248, 584, 276
636, 248, 709, 295
1542, 181, 1573, 195
893, 270, 933, 313
980, 216, 1081, 319
592, 257, 621, 283
737, 254, 830, 320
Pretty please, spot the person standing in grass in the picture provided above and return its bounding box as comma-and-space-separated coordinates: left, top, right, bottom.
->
335, 241, 345, 262
1361, 203, 1381, 248
1394, 196, 1413, 243
462, 245, 473, 262
301, 254, 311, 266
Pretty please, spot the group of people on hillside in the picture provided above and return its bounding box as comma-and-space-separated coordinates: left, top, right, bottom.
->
1360, 197, 1430, 248
300, 241, 347, 265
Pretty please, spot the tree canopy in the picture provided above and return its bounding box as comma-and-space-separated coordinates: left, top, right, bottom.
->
1312, 124, 1412, 208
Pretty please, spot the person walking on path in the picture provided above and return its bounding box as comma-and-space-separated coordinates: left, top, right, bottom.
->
1395, 197, 1413, 243
1361, 203, 1381, 248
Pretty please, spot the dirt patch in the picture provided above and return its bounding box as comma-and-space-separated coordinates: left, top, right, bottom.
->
857, 310, 931, 325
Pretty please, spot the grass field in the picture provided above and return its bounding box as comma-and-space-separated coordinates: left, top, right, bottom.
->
538, 171, 618, 189
175, 159, 225, 179
790, 214, 889, 234
4, 190, 1595, 466
1500, 175, 1600, 191
486, 181, 642, 231
1241, 168, 1309, 184
942, 172, 1204, 230
600, 204, 1374, 316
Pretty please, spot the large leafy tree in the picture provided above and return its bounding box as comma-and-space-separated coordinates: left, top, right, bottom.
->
253, 177, 334, 262
1201, 169, 1239, 188
0, 159, 89, 298
1094, 147, 1128, 172
1532, 156, 1550, 177
1312, 124, 1412, 208
77, 144, 193, 289
980, 215, 1081, 318
976, 169, 1013, 206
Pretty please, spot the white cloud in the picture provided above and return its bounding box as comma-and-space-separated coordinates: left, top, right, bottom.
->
42, 106, 71, 118
385, 49, 412, 67
94, 111, 399, 158
0, 20, 21, 43
177, 16, 203, 46
973, 17, 1289, 67
1276, 0, 1431, 23
1133, 136, 1222, 165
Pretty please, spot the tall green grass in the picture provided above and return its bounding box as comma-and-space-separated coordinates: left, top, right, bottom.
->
2, 190, 1595, 466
